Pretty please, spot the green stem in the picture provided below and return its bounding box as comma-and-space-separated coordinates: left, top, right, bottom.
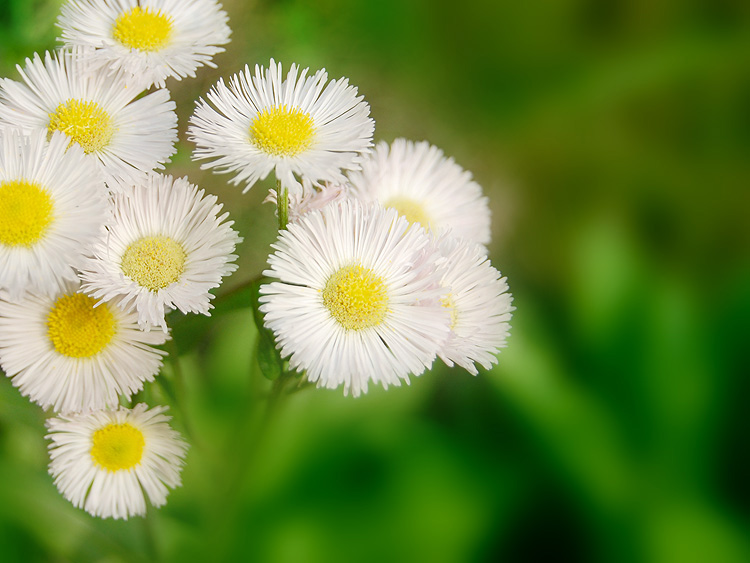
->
276, 179, 289, 231
164, 338, 197, 444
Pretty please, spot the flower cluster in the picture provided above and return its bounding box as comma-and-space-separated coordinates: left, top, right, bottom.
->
0, 0, 238, 519
0, 0, 513, 521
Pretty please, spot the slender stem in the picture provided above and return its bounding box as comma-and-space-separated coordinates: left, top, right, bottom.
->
165, 338, 197, 443
276, 179, 289, 231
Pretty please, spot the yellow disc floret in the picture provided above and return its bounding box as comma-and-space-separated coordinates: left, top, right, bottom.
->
0, 180, 54, 247
322, 263, 389, 331
121, 235, 186, 291
48, 99, 114, 154
249, 104, 315, 156
441, 293, 458, 330
113, 6, 173, 51
47, 294, 116, 358
383, 197, 431, 230
91, 423, 145, 472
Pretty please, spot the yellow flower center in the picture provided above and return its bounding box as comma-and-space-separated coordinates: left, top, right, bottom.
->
384, 197, 431, 229
48, 99, 114, 154
0, 180, 54, 247
249, 104, 315, 156
121, 235, 186, 291
322, 264, 389, 331
91, 423, 145, 472
47, 294, 116, 358
113, 6, 173, 51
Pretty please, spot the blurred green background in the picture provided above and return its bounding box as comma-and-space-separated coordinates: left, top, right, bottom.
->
1, 0, 749, 561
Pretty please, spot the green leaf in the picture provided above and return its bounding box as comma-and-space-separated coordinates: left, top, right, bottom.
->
250, 278, 284, 381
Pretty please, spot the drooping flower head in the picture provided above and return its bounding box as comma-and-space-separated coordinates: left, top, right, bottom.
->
46, 404, 188, 519
0, 279, 170, 414
58, 0, 231, 89
79, 173, 241, 331
347, 138, 492, 250
259, 200, 450, 396
189, 58, 374, 194
0, 128, 107, 299
435, 236, 513, 374
0, 49, 177, 191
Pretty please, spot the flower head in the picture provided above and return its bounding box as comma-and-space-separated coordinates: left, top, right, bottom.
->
46, 403, 188, 519
58, 0, 231, 89
0, 49, 177, 191
259, 200, 450, 396
0, 128, 107, 299
79, 173, 241, 331
347, 138, 492, 250
436, 236, 513, 374
189, 58, 374, 194
0, 280, 169, 414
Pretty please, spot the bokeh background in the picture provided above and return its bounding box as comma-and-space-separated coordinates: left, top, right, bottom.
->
1, 0, 749, 561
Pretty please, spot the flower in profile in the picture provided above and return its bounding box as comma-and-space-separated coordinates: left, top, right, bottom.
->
263, 178, 349, 224
189, 58, 374, 194
58, 0, 231, 89
259, 200, 450, 396
46, 403, 188, 519
0, 280, 169, 414
79, 173, 241, 331
436, 236, 513, 374
0, 128, 107, 299
0, 49, 177, 191
347, 138, 492, 250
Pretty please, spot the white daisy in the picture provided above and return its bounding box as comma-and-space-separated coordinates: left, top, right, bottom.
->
46, 403, 188, 520
0, 279, 169, 414
347, 138, 492, 250
259, 200, 450, 397
79, 173, 241, 331
436, 236, 513, 374
58, 0, 231, 89
0, 128, 107, 299
189, 58, 374, 194
0, 49, 177, 191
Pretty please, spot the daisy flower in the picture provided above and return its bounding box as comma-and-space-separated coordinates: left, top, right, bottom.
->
347, 138, 492, 250
0, 128, 107, 299
46, 403, 188, 519
58, 0, 231, 89
259, 200, 450, 397
189, 58, 374, 194
436, 236, 513, 374
0, 280, 169, 414
0, 49, 177, 191
79, 173, 241, 331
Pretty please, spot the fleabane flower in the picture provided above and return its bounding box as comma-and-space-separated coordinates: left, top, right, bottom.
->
58, 0, 231, 89
46, 403, 188, 520
0, 128, 107, 299
259, 200, 450, 397
347, 138, 491, 250
189, 58, 374, 194
436, 236, 513, 374
0, 280, 169, 414
0, 49, 177, 191
79, 173, 241, 331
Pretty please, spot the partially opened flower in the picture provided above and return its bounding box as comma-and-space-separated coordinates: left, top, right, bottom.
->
347, 138, 491, 250
259, 200, 450, 396
79, 173, 241, 331
58, 0, 231, 89
189, 58, 374, 193
0, 280, 169, 414
0, 128, 107, 299
436, 236, 513, 374
0, 49, 177, 191
46, 403, 188, 519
